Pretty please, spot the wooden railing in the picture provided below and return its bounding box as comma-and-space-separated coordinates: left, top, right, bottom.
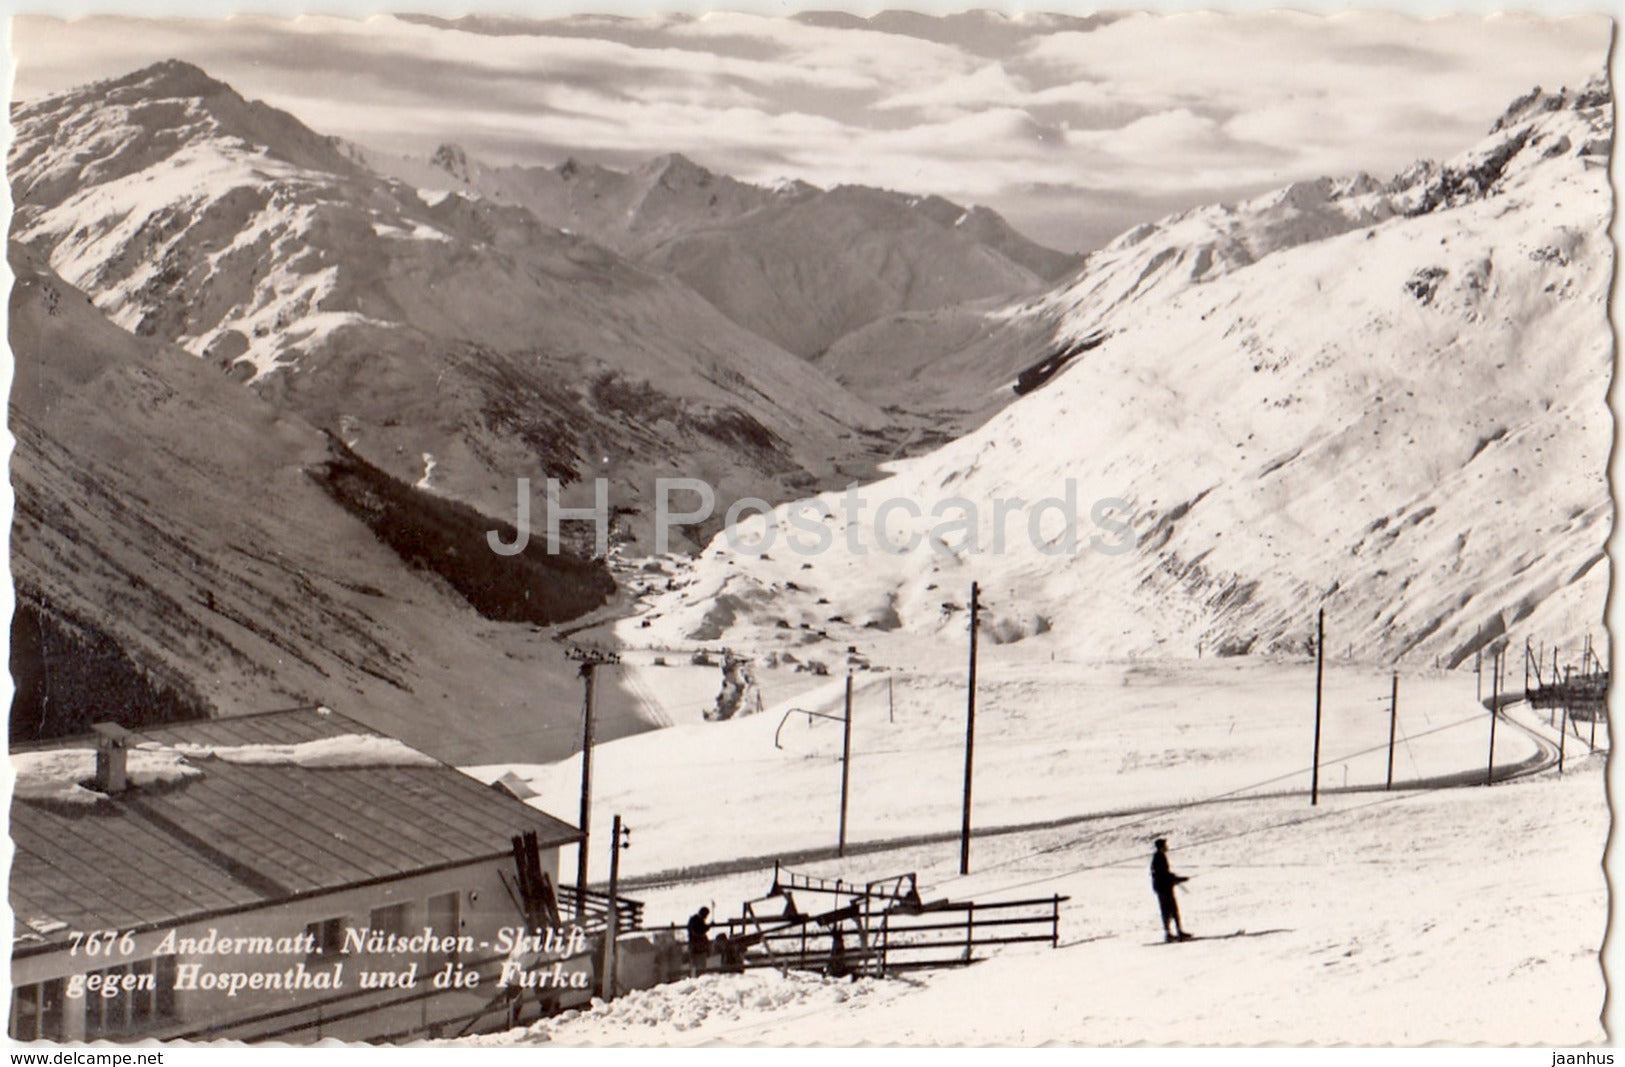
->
712, 894, 1067, 977
556, 884, 644, 934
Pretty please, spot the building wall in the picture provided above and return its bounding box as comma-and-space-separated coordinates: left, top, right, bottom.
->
10, 847, 598, 1044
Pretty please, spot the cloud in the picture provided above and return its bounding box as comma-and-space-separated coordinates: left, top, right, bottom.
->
10, 10, 1612, 255
873, 62, 1031, 121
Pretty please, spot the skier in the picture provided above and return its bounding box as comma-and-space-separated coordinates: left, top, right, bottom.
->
686, 906, 711, 976
1151, 838, 1191, 942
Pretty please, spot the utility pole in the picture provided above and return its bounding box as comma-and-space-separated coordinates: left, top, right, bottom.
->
1565, 668, 1579, 742
1553, 646, 1562, 727
960, 581, 980, 875
1311, 608, 1325, 806
1386, 671, 1398, 791
1558, 702, 1568, 775
603, 814, 630, 1000
1486, 647, 1500, 787
839, 669, 854, 857
568, 646, 620, 921
1475, 640, 1482, 704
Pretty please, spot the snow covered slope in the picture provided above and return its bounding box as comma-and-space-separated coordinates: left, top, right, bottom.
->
7, 240, 665, 761
629, 80, 1613, 666
820, 80, 1614, 417
10, 60, 893, 548
508, 761, 1607, 1044
470, 646, 1604, 1044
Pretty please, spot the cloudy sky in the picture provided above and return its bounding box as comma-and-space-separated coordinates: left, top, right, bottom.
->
10, 10, 1611, 251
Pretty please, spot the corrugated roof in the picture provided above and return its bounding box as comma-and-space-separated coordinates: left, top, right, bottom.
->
11, 707, 580, 955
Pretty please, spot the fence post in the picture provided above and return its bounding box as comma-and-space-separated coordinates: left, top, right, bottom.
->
880, 913, 889, 978
965, 902, 975, 963
1051, 895, 1061, 948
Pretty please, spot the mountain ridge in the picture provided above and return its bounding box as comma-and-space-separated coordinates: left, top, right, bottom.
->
10, 59, 902, 551
353, 136, 1081, 358
626, 78, 1614, 667
6, 239, 649, 759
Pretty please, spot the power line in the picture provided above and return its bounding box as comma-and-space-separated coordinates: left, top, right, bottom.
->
946, 782, 1453, 902
921, 709, 1491, 895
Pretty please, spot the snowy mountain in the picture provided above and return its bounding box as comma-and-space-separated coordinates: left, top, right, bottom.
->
628, 80, 1613, 667
357, 141, 1080, 358
350, 144, 794, 260
640, 183, 1055, 360
811, 169, 1417, 416
9, 60, 895, 548
818, 81, 1615, 419
6, 241, 654, 761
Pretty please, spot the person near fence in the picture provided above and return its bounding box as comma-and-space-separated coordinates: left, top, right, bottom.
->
717, 933, 746, 973
827, 923, 850, 979
1151, 838, 1191, 942
686, 906, 711, 976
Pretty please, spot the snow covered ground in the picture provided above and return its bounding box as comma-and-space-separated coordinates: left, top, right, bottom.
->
478, 738, 1605, 1045
463, 638, 1605, 1045
470, 747, 1606, 1045
470, 642, 1546, 883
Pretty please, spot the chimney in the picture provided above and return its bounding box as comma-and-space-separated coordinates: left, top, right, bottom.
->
91, 722, 131, 794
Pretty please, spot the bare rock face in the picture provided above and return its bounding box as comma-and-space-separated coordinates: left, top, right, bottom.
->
706, 651, 762, 721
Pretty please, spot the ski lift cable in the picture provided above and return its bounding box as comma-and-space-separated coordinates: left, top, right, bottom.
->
1397, 717, 1422, 777
937, 693, 1558, 899
957, 783, 1453, 902
942, 709, 1485, 885
921, 710, 1487, 893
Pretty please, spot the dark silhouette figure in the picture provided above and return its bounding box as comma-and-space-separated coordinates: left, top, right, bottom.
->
1151, 838, 1191, 941
718, 934, 746, 974
686, 906, 711, 977
827, 924, 849, 979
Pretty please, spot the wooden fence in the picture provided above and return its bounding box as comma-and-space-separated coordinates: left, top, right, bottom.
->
714, 894, 1067, 977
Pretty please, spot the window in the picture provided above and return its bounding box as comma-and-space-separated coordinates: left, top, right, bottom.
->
369, 903, 409, 940
426, 891, 461, 965
82, 956, 177, 1039
305, 916, 347, 957
10, 978, 64, 1041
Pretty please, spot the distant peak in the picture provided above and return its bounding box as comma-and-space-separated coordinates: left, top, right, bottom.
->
642, 152, 712, 182
768, 176, 818, 197
1491, 77, 1611, 133
106, 59, 231, 100
430, 143, 473, 180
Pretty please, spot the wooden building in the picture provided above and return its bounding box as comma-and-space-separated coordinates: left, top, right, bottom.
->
10, 706, 598, 1042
